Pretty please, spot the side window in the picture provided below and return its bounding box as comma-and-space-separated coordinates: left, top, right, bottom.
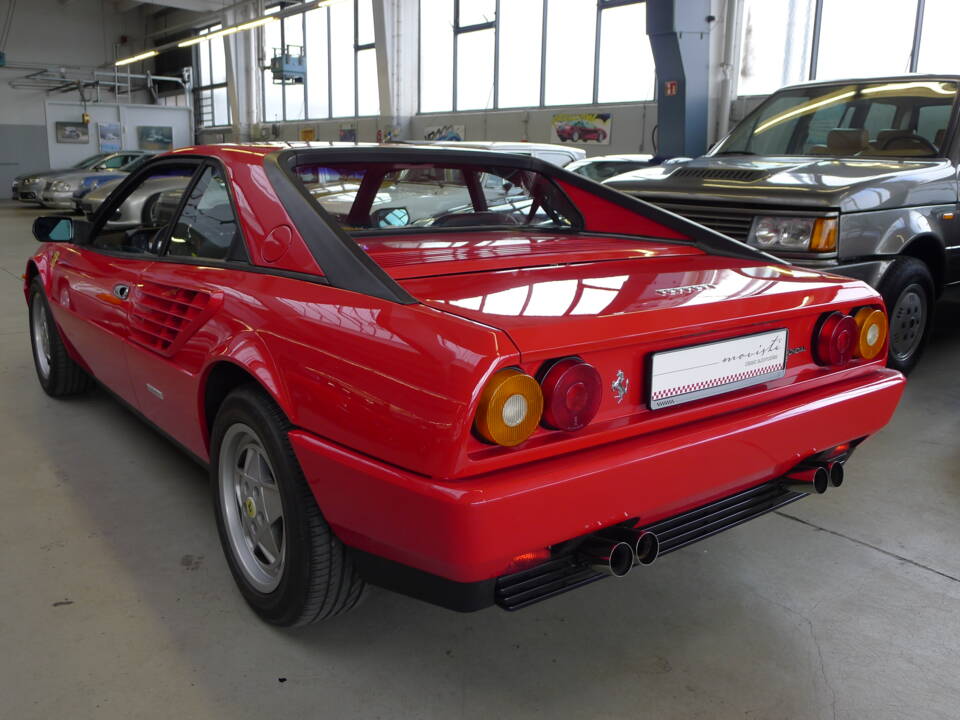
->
917, 104, 952, 146
863, 103, 897, 141
165, 165, 244, 261
101, 155, 129, 169
88, 165, 196, 254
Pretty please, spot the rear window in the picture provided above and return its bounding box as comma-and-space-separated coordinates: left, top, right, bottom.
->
291, 161, 581, 232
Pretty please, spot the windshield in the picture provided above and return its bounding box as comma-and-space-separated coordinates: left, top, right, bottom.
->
292, 161, 580, 232
73, 153, 112, 169
714, 80, 958, 157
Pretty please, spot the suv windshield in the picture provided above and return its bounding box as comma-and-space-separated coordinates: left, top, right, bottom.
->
292, 161, 580, 232
714, 80, 957, 158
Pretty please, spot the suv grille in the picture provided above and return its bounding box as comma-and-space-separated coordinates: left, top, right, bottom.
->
652, 200, 757, 241
670, 167, 767, 182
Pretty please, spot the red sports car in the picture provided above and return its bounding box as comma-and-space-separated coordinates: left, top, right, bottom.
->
556, 121, 608, 143
25, 144, 904, 625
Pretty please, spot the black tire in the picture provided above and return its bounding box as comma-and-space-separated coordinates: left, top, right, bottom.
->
28, 278, 92, 397
210, 385, 365, 626
140, 193, 161, 226
877, 256, 934, 375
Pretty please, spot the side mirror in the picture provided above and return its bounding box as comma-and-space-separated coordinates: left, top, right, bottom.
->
372, 207, 411, 228
33, 216, 79, 243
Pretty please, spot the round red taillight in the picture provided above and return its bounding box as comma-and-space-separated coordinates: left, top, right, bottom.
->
814, 311, 859, 366
540, 358, 602, 431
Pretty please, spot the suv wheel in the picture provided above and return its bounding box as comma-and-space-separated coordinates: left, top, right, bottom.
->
878, 257, 934, 375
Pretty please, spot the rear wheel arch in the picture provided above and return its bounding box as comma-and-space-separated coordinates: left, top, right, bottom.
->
24, 260, 40, 298
201, 360, 293, 451
899, 234, 946, 294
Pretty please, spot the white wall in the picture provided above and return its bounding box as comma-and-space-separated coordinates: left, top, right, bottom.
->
0, 0, 147, 126
45, 101, 193, 168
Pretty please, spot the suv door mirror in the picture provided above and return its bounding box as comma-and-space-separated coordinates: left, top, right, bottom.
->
33, 216, 91, 244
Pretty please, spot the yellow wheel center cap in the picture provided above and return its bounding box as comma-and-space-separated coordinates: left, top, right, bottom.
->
244, 497, 257, 518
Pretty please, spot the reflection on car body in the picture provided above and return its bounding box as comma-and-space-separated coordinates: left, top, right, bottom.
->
25, 143, 904, 627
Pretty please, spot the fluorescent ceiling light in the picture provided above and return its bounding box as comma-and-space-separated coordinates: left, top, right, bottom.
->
177, 16, 276, 48
115, 50, 159, 67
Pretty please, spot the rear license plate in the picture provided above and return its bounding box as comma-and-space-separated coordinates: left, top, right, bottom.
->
648, 329, 788, 409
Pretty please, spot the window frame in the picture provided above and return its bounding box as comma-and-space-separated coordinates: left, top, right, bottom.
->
418, 0, 651, 114
194, 24, 232, 129
260, 0, 379, 123
83, 156, 250, 266
739, 0, 948, 97
159, 162, 251, 263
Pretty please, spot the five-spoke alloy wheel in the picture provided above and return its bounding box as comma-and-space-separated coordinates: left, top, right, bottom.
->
211, 386, 365, 626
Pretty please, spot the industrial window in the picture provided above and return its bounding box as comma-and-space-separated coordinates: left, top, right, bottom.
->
195, 25, 231, 128
815, 0, 915, 81
261, 0, 380, 123
419, 0, 654, 113
738, 0, 814, 98
738, 0, 954, 97
916, 0, 960, 74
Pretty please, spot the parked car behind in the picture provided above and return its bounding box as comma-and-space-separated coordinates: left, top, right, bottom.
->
12, 152, 121, 203
566, 154, 655, 182
79, 170, 191, 227
39, 152, 154, 210
426, 140, 585, 167
26, 144, 903, 626
13, 151, 147, 205
606, 75, 960, 374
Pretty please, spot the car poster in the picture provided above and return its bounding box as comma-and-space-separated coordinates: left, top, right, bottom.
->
98, 122, 122, 152
339, 125, 357, 142
55, 121, 90, 144
137, 125, 173, 151
423, 124, 465, 142
551, 113, 611, 145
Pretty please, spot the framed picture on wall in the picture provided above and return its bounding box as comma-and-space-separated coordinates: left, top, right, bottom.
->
55, 121, 90, 144
137, 126, 173, 151
98, 122, 122, 153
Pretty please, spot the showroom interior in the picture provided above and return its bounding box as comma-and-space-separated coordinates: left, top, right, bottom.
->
2, 0, 960, 717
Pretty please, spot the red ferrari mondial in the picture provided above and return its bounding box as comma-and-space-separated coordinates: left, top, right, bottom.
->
25, 144, 904, 625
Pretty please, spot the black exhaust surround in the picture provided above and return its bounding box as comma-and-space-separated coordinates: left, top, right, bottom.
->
495, 463, 845, 611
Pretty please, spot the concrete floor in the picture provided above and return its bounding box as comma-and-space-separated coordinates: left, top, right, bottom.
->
2, 199, 959, 720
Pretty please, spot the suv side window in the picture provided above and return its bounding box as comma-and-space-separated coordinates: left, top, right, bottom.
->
917, 104, 952, 146
88, 165, 196, 254
165, 165, 246, 262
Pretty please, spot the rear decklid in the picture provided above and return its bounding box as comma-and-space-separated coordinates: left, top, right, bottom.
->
395, 239, 873, 357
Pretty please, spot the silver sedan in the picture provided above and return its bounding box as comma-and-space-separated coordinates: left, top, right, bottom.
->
80, 174, 192, 228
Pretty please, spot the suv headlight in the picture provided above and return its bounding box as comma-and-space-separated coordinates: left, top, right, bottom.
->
750, 216, 838, 253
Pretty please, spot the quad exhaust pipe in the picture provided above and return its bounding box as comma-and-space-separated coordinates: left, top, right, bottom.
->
579, 528, 661, 576
579, 458, 844, 576
780, 461, 844, 494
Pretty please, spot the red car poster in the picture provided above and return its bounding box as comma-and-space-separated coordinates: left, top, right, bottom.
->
551, 113, 611, 145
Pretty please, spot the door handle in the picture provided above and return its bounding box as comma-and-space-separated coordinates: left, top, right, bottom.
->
113, 284, 130, 301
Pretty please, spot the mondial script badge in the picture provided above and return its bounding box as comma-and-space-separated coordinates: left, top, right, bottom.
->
611, 369, 629, 404
655, 282, 716, 297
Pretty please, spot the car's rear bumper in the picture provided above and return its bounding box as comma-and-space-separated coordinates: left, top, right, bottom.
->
289, 367, 904, 607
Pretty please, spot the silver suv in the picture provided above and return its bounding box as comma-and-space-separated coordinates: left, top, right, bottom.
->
607, 75, 960, 373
